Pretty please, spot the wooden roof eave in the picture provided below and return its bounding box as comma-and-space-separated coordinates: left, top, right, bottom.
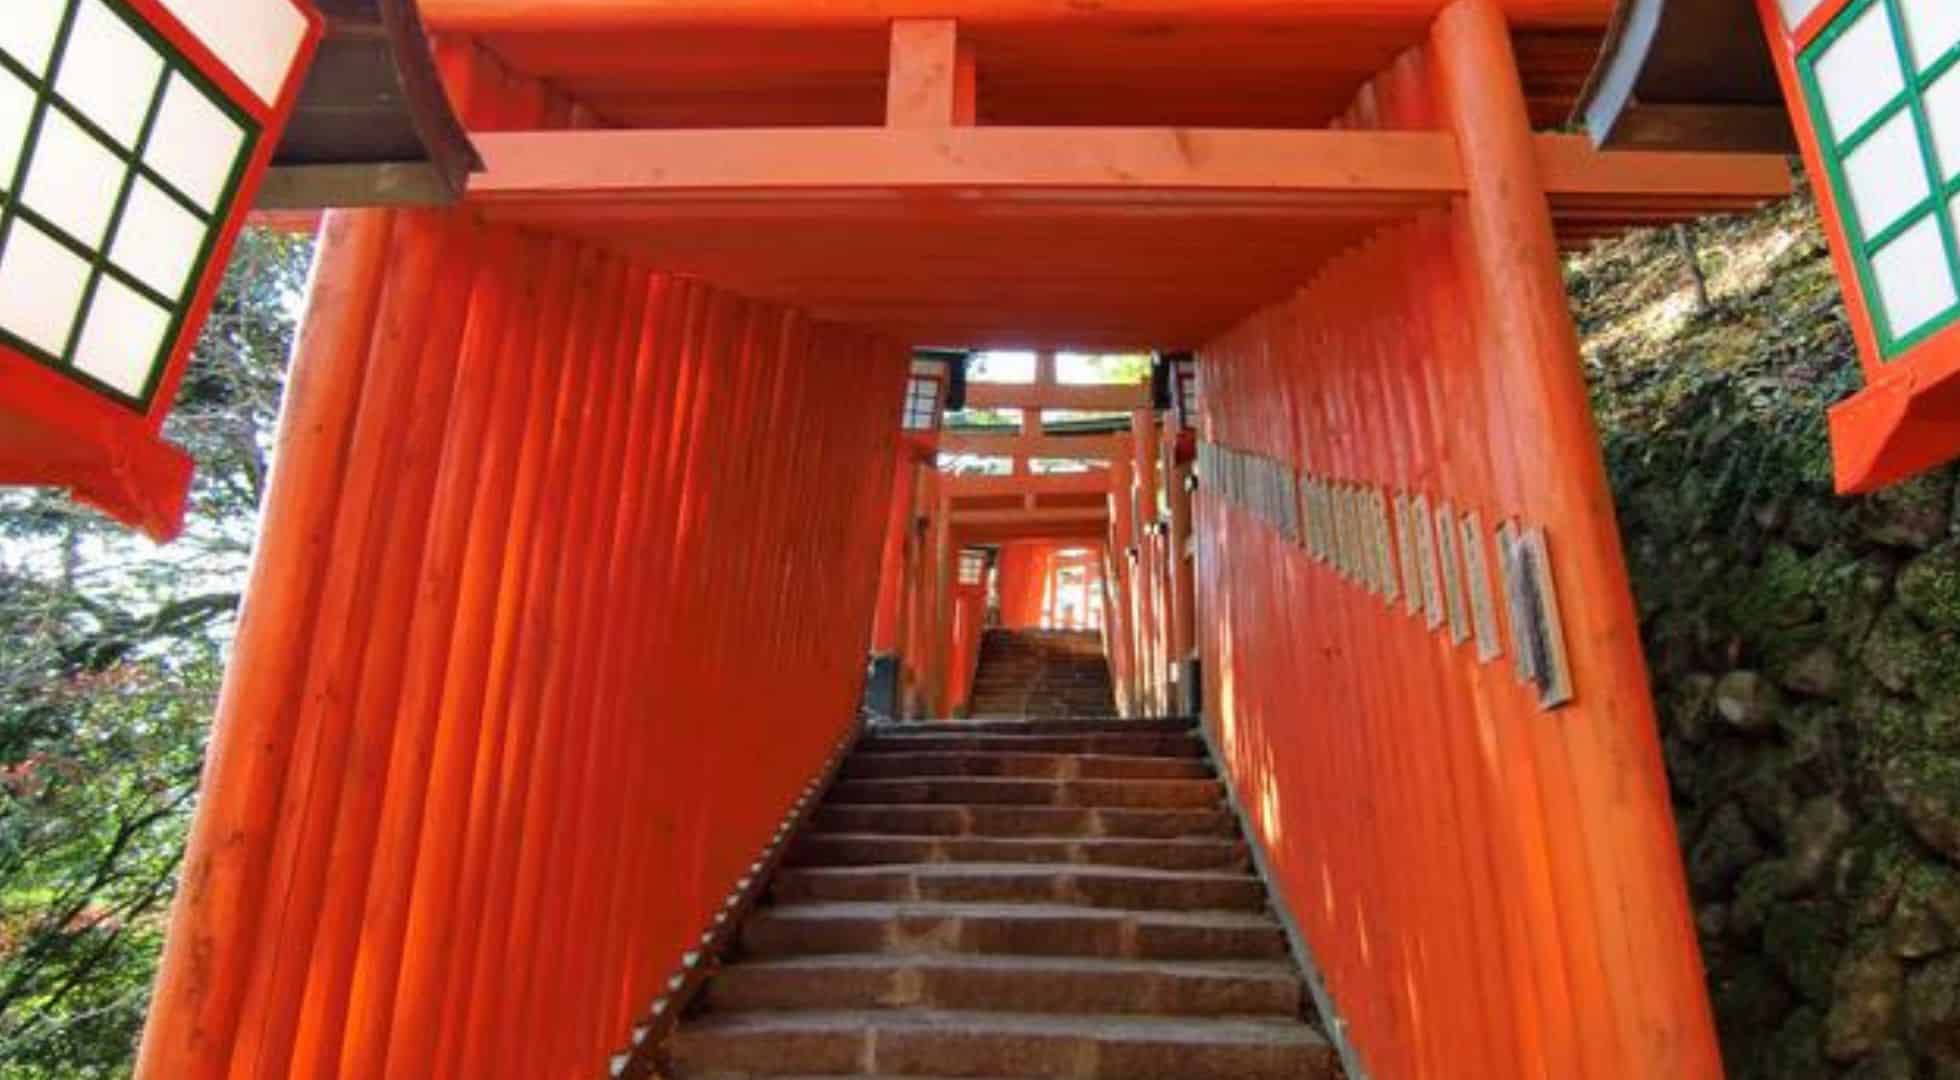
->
258, 0, 483, 209
1572, 0, 1797, 154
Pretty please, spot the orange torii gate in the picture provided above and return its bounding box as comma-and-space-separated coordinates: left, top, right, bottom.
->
916, 353, 1187, 719
121, 1, 1796, 1077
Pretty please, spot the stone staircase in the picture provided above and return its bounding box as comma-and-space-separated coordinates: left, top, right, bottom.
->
667, 718, 1342, 1079
966, 631, 1117, 719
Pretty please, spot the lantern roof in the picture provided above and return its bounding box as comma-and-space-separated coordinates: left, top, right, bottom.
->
1574, 0, 1797, 152
260, 0, 480, 209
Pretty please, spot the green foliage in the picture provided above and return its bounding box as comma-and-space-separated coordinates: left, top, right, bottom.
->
0, 228, 311, 1077
1573, 184, 1861, 539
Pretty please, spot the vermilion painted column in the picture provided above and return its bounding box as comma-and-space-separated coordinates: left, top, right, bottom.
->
927, 490, 956, 716
137, 207, 910, 1077
1130, 406, 1161, 713
1432, 2, 1722, 1074
1164, 427, 1198, 711
871, 452, 920, 654
137, 209, 394, 1079
995, 541, 1047, 629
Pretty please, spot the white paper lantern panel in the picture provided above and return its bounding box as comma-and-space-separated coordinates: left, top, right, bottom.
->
1900, 0, 1960, 71
55, 0, 165, 150
154, 0, 310, 108
0, 219, 91, 357
110, 177, 206, 301
1871, 215, 1959, 339
0, 67, 33, 187
1813, 4, 1908, 139
144, 73, 247, 213
20, 108, 127, 249
72, 277, 172, 398
1842, 111, 1933, 239
1926, 69, 1960, 181
0, 0, 68, 78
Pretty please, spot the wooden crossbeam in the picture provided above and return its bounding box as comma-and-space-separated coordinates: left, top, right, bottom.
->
467, 128, 1467, 208
468, 127, 1788, 215
1532, 134, 1790, 204
956, 522, 1111, 544
951, 507, 1109, 527
945, 473, 1111, 498
963, 383, 1149, 411
940, 433, 1127, 459
422, 1, 1616, 32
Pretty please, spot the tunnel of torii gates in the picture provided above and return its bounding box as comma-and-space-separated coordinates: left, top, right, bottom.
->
42, 0, 1818, 1076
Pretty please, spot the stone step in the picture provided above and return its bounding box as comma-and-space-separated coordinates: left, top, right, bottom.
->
856, 732, 1204, 758
966, 697, 1113, 707
965, 703, 1115, 714
854, 760, 1176, 795
969, 675, 1109, 684
964, 698, 1113, 706
966, 712, 1116, 722
970, 663, 1104, 674
872, 719, 1188, 737
669, 1008, 1338, 1079
828, 778, 1223, 811
840, 754, 1210, 783
739, 901, 1289, 962
787, 834, 1250, 873
971, 672, 1108, 680
771, 863, 1267, 912
810, 805, 1237, 841
702, 954, 1302, 1018
970, 676, 1108, 684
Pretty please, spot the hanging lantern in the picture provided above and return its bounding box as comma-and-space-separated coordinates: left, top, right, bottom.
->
900, 351, 960, 466
901, 362, 947, 434
0, 0, 322, 539
957, 547, 988, 588
1754, 0, 1960, 490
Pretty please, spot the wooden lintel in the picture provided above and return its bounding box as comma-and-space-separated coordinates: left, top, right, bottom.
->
951, 508, 1109, 527
940, 433, 1127, 459
467, 127, 1467, 207
467, 128, 1788, 214
1533, 133, 1789, 202
421, 0, 1616, 32
956, 522, 1111, 544
946, 473, 1111, 499
963, 382, 1149, 412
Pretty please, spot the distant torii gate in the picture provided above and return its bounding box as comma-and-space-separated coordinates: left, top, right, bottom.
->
124, 2, 1794, 1077
873, 352, 1191, 719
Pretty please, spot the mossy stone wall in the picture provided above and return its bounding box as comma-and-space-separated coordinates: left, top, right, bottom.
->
1579, 192, 1960, 1079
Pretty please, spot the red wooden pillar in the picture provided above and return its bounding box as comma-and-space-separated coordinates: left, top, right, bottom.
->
927, 490, 956, 716
871, 452, 921, 655
1130, 406, 1161, 713
138, 201, 910, 1077
1432, 2, 1721, 1074
1165, 424, 1198, 712
137, 208, 393, 1079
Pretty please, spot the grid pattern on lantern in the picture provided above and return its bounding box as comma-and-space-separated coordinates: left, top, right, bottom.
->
901, 375, 942, 431
1174, 368, 1199, 428
957, 549, 987, 586
0, 0, 258, 409
1800, 0, 1960, 356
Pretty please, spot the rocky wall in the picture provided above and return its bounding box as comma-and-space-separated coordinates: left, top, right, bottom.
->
1579, 192, 1960, 1079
